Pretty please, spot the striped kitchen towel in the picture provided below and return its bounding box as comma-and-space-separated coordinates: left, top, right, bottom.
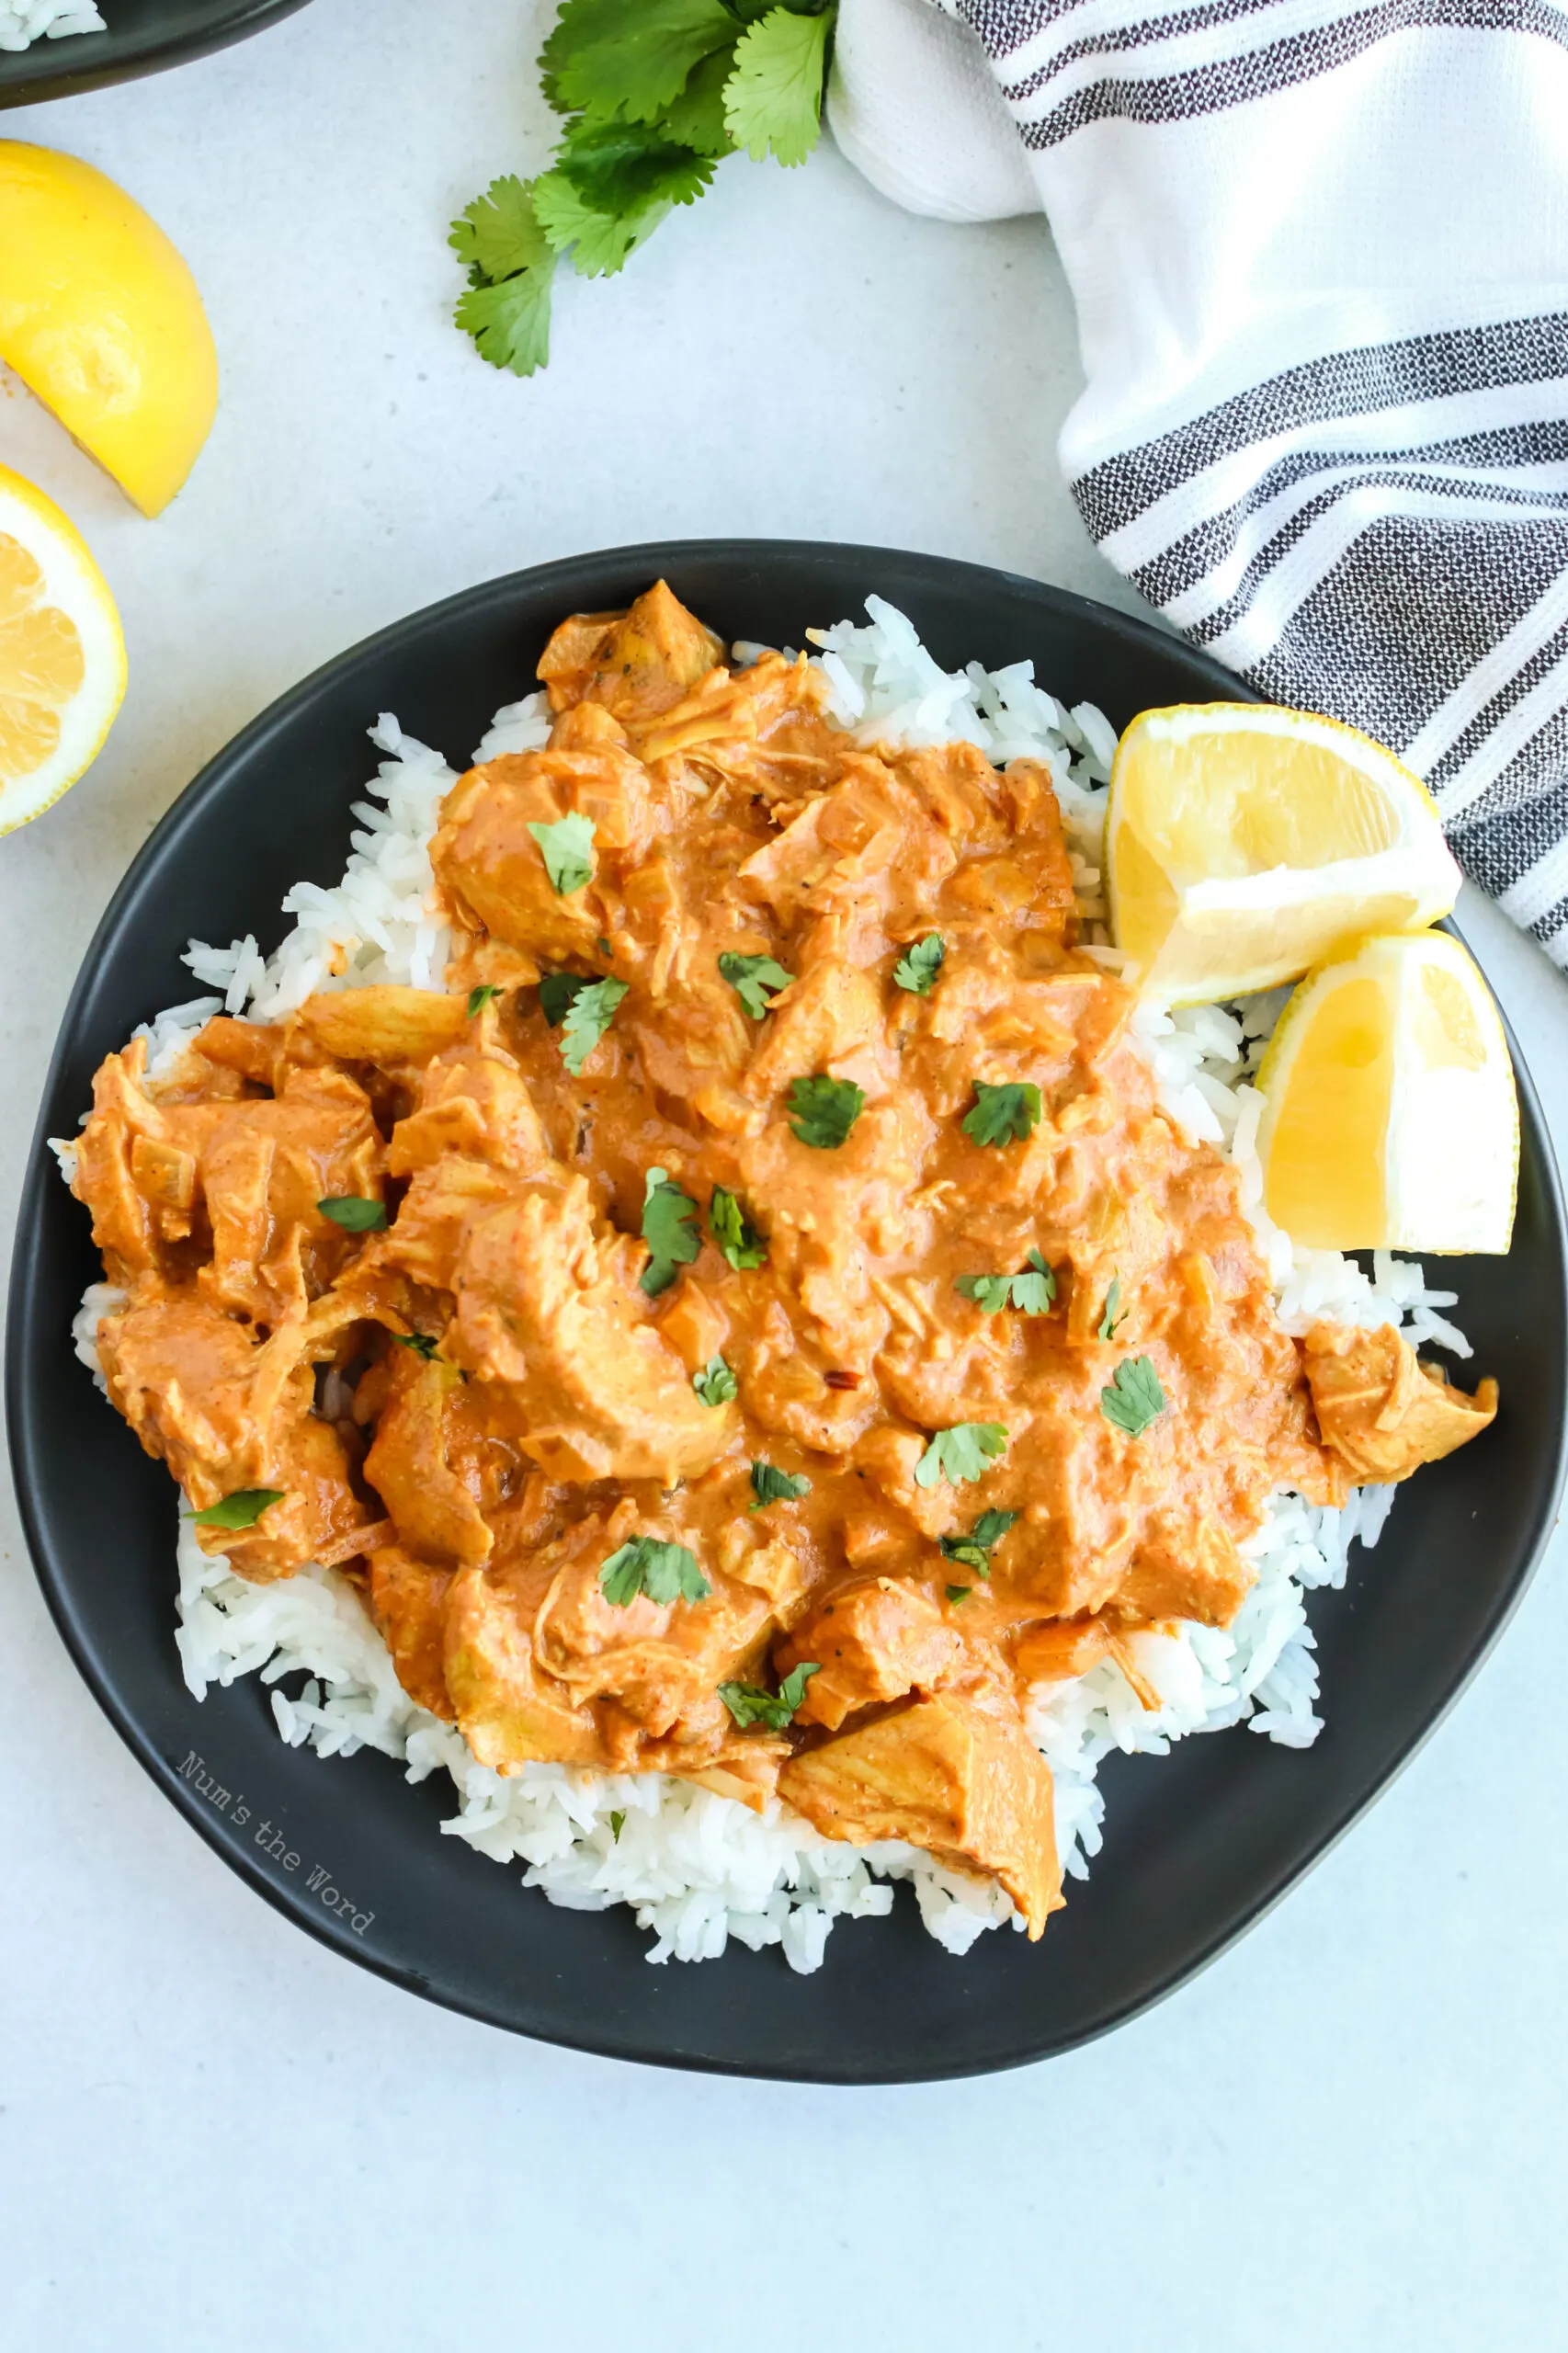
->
830, 0, 1568, 967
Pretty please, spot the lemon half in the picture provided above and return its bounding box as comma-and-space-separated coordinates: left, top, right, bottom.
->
1107, 703, 1461, 1005
0, 141, 218, 518
1256, 930, 1518, 1256
0, 464, 126, 833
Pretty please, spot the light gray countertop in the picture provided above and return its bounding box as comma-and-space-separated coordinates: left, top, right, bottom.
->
2, 6, 1564, 2346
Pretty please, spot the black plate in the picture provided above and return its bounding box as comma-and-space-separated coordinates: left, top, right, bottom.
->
9, 540, 1566, 2082
0, 0, 305, 108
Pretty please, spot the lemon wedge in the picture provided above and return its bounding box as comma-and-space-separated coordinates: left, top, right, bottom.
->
1256, 930, 1517, 1255
0, 463, 127, 834
0, 141, 218, 518
1106, 703, 1461, 1005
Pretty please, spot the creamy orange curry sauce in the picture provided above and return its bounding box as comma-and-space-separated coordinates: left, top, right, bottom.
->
74, 585, 1499, 1938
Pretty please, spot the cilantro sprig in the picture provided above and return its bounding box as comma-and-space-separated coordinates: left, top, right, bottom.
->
962, 1083, 1042, 1148
750, 1460, 812, 1509
560, 976, 628, 1074
453, 2, 838, 379
892, 933, 944, 995
693, 1354, 738, 1405
788, 1074, 864, 1149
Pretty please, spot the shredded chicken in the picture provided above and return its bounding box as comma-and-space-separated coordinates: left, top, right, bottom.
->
71, 583, 1500, 1930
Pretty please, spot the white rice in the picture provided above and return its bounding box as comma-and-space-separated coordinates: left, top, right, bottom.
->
64, 599, 1471, 1969
0, 0, 102, 50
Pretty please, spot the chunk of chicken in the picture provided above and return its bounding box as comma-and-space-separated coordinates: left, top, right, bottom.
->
1302, 1322, 1498, 1483
777, 1577, 960, 1731
363, 1355, 493, 1567
444, 1561, 602, 1768
538, 581, 724, 723
292, 985, 470, 1066
451, 1176, 733, 1483
368, 1547, 454, 1718
779, 1694, 1063, 1937
99, 1290, 381, 1577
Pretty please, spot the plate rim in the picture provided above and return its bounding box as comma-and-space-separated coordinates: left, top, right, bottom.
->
0, 0, 309, 108
10, 536, 1568, 2083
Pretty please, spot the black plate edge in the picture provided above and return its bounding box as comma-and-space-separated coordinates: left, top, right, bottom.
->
8, 538, 1566, 2083
0, 0, 308, 108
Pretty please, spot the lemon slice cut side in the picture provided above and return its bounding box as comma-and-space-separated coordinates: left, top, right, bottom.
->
1256, 930, 1518, 1256
1107, 703, 1461, 1006
0, 464, 127, 833
0, 140, 218, 518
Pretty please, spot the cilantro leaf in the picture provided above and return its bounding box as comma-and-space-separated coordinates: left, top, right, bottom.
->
660, 43, 741, 153
719, 950, 793, 1020
609, 1809, 626, 1842
955, 1273, 1013, 1314
945, 1584, 972, 1604
539, 970, 589, 1027
893, 933, 945, 995
560, 976, 628, 1074
541, 0, 740, 124
750, 1460, 812, 1509
318, 1196, 388, 1233
641, 1166, 700, 1296
1099, 1357, 1166, 1438
710, 1186, 767, 1270
1097, 1272, 1128, 1341
600, 1533, 711, 1608
938, 1506, 1018, 1574
787, 1074, 864, 1149
693, 1354, 738, 1405
534, 121, 715, 278
915, 1423, 1008, 1490
454, 266, 556, 378
724, 5, 833, 167
449, 174, 553, 281
720, 1659, 820, 1731
529, 811, 597, 893
1011, 1249, 1057, 1315
467, 984, 500, 1017
961, 1082, 1041, 1148
955, 1252, 1056, 1315
393, 1331, 438, 1360
189, 1488, 286, 1531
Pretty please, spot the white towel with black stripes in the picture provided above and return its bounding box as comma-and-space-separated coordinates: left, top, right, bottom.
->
829, 0, 1568, 967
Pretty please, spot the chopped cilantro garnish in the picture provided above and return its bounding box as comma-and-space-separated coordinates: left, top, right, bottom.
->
1100, 1357, 1166, 1438
945, 1585, 971, 1605
1097, 1272, 1128, 1341
467, 984, 501, 1017
538, 971, 586, 1027
892, 933, 945, 995
787, 1074, 864, 1149
528, 811, 597, 894
915, 1423, 1008, 1490
693, 1354, 738, 1405
318, 1196, 388, 1233
938, 1507, 1019, 1575
719, 950, 793, 1019
393, 1332, 439, 1360
955, 1255, 1056, 1316
641, 1167, 700, 1296
609, 1809, 626, 1842
189, 1488, 285, 1531
961, 1082, 1042, 1148
709, 1186, 767, 1270
750, 1460, 812, 1509
600, 1534, 710, 1607
719, 1661, 820, 1731
560, 976, 628, 1074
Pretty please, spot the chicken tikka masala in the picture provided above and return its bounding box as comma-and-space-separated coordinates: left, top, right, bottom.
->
74, 584, 1499, 1939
